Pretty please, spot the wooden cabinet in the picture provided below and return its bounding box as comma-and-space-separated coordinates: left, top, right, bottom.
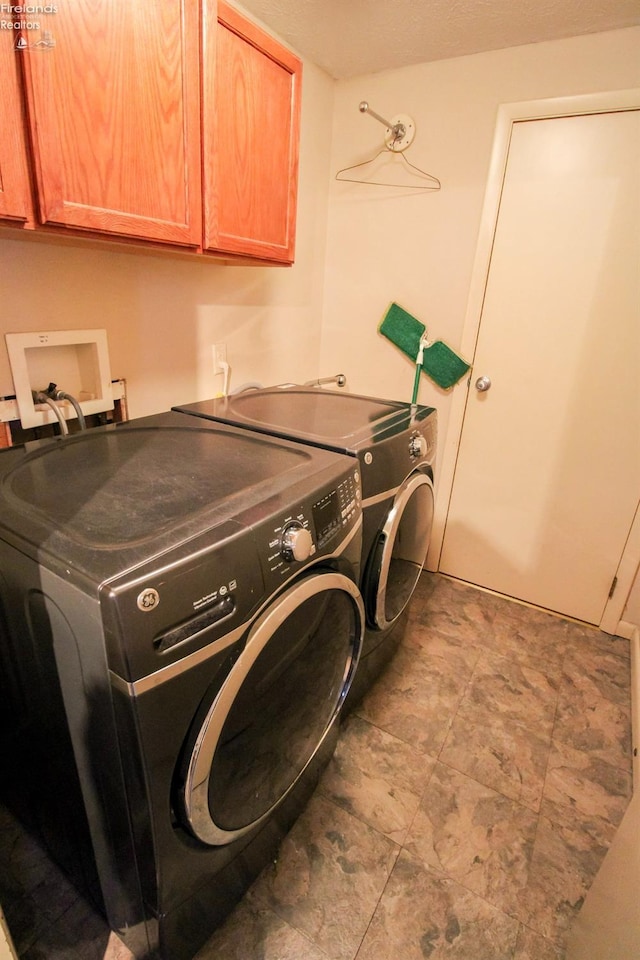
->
0, 29, 32, 223
19, 1, 202, 246
2, 1, 302, 263
203, 1, 302, 263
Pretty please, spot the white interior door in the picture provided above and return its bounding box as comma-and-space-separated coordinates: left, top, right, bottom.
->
439, 107, 640, 625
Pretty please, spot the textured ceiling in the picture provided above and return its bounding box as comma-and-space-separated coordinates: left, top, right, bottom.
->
238, 0, 640, 79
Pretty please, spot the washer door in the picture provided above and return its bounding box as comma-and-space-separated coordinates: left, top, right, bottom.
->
181, 572, 363, 846
366, 472, 434, 631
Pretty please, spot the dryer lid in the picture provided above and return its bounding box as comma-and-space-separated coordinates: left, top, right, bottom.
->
176, 387, 435, 455
0, 411, 352, 586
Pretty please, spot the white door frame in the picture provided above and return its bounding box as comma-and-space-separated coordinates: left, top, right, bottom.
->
429, 88, 640, 633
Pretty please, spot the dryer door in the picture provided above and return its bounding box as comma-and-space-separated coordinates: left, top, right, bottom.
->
366, 472, 434, 631
180, 572, 364, 846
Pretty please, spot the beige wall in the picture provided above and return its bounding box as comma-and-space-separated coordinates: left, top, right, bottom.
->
320, 26, 640, 615
1, 23, 638, 626
321, 26, 640, 438
0, 58, 335, 419
624, 582, 640, 628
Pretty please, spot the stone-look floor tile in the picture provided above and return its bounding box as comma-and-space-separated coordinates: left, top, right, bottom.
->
355, 851, 519, 960
408, 575, 498, 644
402, 622, 484, 676
392, 635, 478, 685
410, 570, 439, 607
457, 651, 559, 737
541, 739, 632, 845
440, 710, 551, 811
250, 793, 399, 960
19, 893, 116, 960
515, 813, 608, 946
560, 645, 631, 707
488, 601, 570, 672
43, 896, 118, 960
355, 650, 467, 756
3, 893, 53, 957
405, 763, 537, 917
21, 937, 85, 960
101, 931, 137, 960
1, 825, 51, 900
1, 577, 633, 960
25, 859, 80, 927
564, 619, 631, 662
195, 899, 329, 960
513, 924, 565, 960
554, 677, 632, 770
1, 824, 82, 956
318, 715, 436, 844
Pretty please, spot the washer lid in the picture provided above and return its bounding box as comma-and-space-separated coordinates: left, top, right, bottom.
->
0, 411, 351, 587
175, 387, 435, 455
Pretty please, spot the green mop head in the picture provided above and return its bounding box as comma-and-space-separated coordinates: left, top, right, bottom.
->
379, 302, 470, 390
379, 302, 425, 364
422, 340, 471, 390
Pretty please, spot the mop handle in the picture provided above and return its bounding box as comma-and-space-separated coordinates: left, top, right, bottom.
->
411, 337, 429, 405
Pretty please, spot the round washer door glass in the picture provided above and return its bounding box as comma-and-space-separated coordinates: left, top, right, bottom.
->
368, 472, 434, 630
182, 572, 363, 846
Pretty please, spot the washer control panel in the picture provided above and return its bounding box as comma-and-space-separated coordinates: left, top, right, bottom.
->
408, 432, 428, 460
102, 467, 362, 680
408, 415, 437, 462
280, 522, 313, 562
264, 469, 361, 582
336, 469, 360, 530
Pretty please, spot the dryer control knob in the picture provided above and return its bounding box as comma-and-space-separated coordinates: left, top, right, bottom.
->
281, 524, 313, 562
409, 434, 427, 459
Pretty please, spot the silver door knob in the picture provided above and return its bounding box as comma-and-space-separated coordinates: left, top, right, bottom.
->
475, 375, 492, 392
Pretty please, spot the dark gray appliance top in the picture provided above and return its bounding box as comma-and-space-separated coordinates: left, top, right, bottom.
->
174, 387, 436, 456
0, 411, 353, 591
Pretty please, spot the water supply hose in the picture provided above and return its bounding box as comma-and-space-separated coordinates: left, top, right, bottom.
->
32, 390, 69, 436
46, 384, 87, 430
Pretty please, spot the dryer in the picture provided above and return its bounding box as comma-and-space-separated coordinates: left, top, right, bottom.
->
0, 411, 363, 959
174, 387, 437, 707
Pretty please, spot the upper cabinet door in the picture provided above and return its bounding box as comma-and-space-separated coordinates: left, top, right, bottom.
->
203, 1, 302, 263
20, 2, 201, 246
0, 30, 32, 222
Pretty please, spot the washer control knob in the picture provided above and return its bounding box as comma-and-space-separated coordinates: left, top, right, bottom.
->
409, 433, 427, 459
281, 524, 313, 562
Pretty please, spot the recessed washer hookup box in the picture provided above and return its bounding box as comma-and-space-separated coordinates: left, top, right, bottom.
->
5, 329, 113, 429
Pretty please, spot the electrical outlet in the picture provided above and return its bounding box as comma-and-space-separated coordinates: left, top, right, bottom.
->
212, 342, 227, 376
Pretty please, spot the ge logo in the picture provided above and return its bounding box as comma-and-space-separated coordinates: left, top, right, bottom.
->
137, 588, 160, 612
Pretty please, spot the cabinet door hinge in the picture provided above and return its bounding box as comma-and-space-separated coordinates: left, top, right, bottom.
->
608, 576, 618, 599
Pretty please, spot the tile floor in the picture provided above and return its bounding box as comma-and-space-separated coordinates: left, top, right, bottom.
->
1, 574, 634, 960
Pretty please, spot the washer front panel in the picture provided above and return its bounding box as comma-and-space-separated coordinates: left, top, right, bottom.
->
182, 573, 364, 845
369, 473, 434, 630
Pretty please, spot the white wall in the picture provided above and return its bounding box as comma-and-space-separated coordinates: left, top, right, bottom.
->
0, 58, 335, 419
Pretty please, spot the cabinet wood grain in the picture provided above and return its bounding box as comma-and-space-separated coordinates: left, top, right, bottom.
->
203, 0, 302, 263
0, 30, 32, 223
20, 2, 201, 245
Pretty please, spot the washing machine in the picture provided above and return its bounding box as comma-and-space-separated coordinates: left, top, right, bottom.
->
173, 387, 436, 707
0, 411, 364, 960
